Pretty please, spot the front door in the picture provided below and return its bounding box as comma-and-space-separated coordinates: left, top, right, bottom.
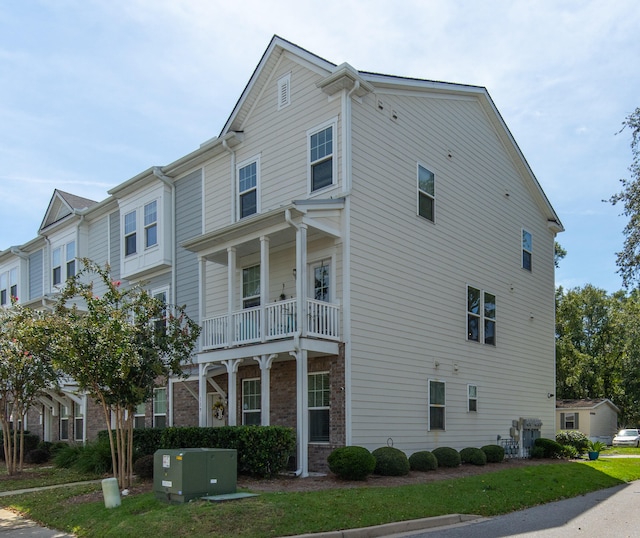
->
207, 393, 226, 427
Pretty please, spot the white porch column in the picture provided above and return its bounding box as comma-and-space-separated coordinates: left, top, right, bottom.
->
260, 236, 270, 342
227, 247, 236, 344
290, 349, 309, 477
295, 224, 308, 336
256, 354, 277, 425
222, 358, 242, 426
198, 363, 208, 426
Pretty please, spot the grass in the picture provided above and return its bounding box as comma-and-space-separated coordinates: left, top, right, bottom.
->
0, 466, 103, 492
1, 458, 639, 537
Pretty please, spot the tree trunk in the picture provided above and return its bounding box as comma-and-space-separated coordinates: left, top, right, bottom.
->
99, 397, 118, 485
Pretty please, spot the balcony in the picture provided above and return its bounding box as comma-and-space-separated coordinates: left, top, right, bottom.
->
201, 298, 340, 350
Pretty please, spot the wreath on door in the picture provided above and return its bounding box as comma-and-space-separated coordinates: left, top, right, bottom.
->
212, 400, 226, 420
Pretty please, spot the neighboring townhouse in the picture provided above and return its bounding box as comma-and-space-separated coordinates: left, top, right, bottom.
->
3, 36, 563, 476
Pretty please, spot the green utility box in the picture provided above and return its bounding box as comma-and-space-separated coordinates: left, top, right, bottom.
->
153, 448, 237, 503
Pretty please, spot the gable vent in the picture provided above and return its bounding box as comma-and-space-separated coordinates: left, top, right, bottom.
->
278, 73, 291, 110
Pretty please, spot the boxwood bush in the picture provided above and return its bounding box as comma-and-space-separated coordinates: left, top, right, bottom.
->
432, 446, 461, 468
327, 446, 376, 480
481, 444, 505, 463
372, 446, 410, 476
408, 450, 438, 471
133, 454, 155, 480
459, 447, 487, 466
534, 437, 564, 459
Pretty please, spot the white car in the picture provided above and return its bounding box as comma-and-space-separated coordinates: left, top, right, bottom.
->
612, 429, 640, 447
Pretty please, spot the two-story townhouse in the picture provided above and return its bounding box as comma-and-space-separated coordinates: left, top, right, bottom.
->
170, 36, 564, 475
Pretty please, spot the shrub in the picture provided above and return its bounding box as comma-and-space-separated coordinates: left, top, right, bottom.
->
534, 437, 564, 459
98, 428, 163, 459
459, 447, 487, 466
0, 431, 39, 461
74, 440, 113, 474
408, 451, 438, 472
25, 448, 50, 464
561, 444, 579, 458
327, 446, 376, 480
53, 444, 83, 468
531, 445, 545, 459
372, 446, 410, 476
556, 430, 590, 454
432, 447, 461, 468
133, 454, 155, 480
481, 444, 505, 463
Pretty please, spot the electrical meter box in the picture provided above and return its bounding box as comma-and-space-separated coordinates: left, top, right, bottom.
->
153, 448, 237, 503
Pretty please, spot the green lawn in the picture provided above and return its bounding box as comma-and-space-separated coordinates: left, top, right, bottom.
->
1, 459, 639, 538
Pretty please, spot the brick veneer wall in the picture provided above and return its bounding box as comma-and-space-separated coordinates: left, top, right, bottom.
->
172, 380, 200, 426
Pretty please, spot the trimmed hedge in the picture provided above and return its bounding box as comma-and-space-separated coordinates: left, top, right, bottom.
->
459, 447, 487, 466
372, 446, 410, 476
328, 446, 376, 480
481, 444, 505, 463
432, 447, 461, 468
0, 431, 39, 460
97, 428, 163, 458
408, 451, 438, 472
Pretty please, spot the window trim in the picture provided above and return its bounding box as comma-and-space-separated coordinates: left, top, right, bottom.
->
236, 155, 260, 220
73, 402, 84, 442
467, 285, 497, 345
134, 402, 146, 429
124, 210, 137, 257
144, 200, 158, 249
522, 229, 532, 271
308, 371, 330, 443
428, 379, 445, 431
242, 264, 261, 309
242, 378, 261, 425
59, 404, 69, 441
417, 163, 435, 222
308, 118, 337, 194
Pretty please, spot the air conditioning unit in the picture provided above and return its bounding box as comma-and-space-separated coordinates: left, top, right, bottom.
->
153, 448, 237, 503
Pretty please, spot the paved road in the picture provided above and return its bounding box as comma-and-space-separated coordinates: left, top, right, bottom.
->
389, 479, 640, 537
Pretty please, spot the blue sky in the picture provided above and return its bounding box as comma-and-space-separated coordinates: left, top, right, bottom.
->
1, 0, 638, 293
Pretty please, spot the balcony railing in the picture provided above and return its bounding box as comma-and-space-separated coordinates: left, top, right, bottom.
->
201, 298, 340, 350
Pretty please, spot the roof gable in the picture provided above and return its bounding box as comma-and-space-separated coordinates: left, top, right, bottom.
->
39, 189, 97, 232
556, 398, 620, 413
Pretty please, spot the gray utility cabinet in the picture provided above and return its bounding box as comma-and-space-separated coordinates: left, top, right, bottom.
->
153, 448, 237, 503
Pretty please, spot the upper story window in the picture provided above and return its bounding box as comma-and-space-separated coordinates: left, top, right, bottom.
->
144, 201, 158, 248
311, 261, 330, 302
522, 229, 532, 271
1, 268, 18, 305
468, 384, 478, 412
417, 164, 435, 222
237, 158, 259, 219
309, 123, 335, 192
52, 241, 75, 287
124, 210, 137, 256
242, 265, 260, 308
467, 286, 496, 345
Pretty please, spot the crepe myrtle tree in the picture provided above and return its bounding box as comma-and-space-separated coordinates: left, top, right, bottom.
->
0, 299, 59, 475
52, 259, 200, 488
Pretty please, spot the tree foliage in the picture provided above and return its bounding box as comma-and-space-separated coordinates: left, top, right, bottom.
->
556, 285, 640, 425
608, 107, 640, 288
0, 300, 59, 475
51, 260, 200, 487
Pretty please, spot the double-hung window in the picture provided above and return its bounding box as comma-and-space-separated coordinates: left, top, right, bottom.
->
309, 124, 334, 192
153, 388, 167, 428
242, 379, 261, 425
417, 164, 435, 222
242, 265, 260, 308
468, 385, 478, 412
144, 201, 158, 248
428, 380, 445, 430
134, 403, 146, 429
312, 261, 330, 302
238, 159, 259, 219
74, 402, 84, 442
309, 372, 330, 442
467, 286, 496, 345
560, 412, 578, 429
522, 229, 532, 271
59, 405, 69, 440
52, 247, 62, 286
0, 273, 7, 306
1, 268, 19, 305
124, 210, 137, 256
66, 241, 76, 278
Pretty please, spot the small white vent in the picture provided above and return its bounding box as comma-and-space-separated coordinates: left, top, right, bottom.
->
277, 73, 291, 110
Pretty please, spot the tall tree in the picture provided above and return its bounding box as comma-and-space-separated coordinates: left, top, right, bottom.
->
0, 301, 59, 475
52, 260, 200, 488
608, 107, 640, 288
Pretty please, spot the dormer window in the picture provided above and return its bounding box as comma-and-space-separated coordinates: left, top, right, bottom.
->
124, 211, 137, 256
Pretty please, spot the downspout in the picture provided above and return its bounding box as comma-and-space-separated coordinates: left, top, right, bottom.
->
152, 167, 176, 307
222, 140, 236, 222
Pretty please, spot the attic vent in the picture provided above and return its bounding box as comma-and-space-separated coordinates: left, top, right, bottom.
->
277, 73, 291, 110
